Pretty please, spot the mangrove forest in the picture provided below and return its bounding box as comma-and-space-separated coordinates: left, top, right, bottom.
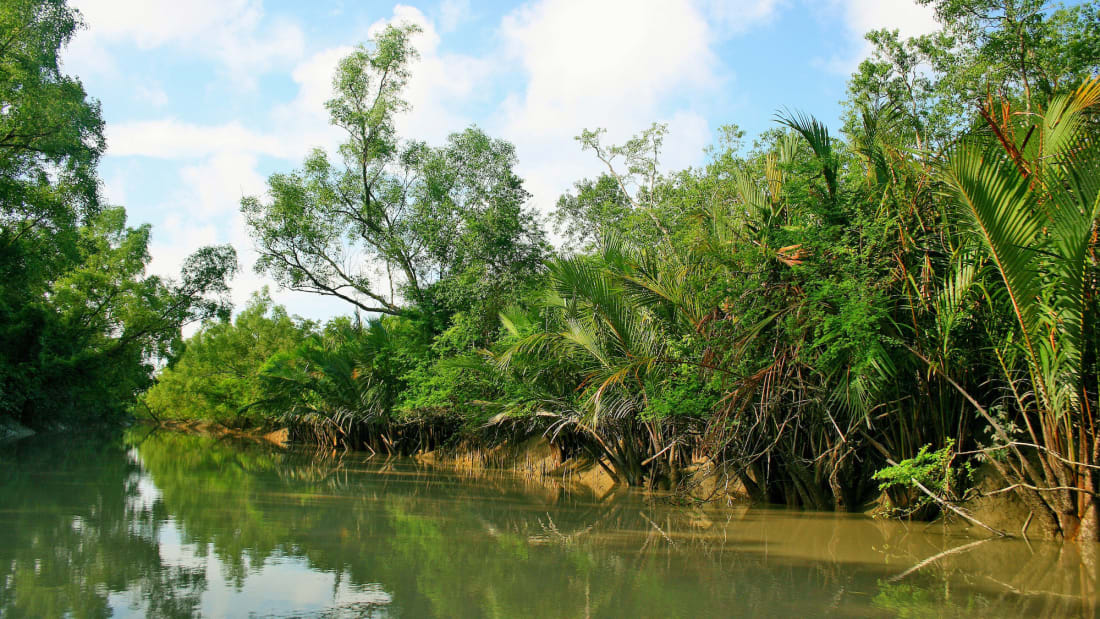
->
4, 0, 1100, 614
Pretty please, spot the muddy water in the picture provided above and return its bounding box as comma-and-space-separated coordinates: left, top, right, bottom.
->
0, 430, 1095, 618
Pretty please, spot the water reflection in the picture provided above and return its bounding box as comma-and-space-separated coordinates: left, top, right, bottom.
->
0, 429, 1096, 617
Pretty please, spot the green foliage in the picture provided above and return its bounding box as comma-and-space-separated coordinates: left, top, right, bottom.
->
395, 311, 500, 420
259, 316, 409, 429
552, 174, 632, 253
0, 0, 237, 428
644, 371, 721, 421
243, 25, 546, 320
142, 290, 310, 425
124, 0, 1100, 533
873, 439, 973, 514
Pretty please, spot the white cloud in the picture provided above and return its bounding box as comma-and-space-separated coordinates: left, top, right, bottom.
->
177, 153, 266, 218
147, 216, 220, 284
135, 85, 169, 107
438, 0, 472, 33
500, 0, 715, 112
269, 46, 353, 158
490, 0, 723, 212
100, 170, 128, 206
821, 0, 940, 73
369, 5, 493, 144
841, 0, 939, 42
700, 0, 785, 33
144, 152, 347, 323
101, 43, 349, 320
662, 110, 711, 172
62, 30, 116, 75
73, 0, 261, 48
146, 151, 264, 283
67, 0, 305, 86
106, 119, 289, 159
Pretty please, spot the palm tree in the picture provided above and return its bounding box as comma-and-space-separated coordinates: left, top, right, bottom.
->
938, 76, 1100, 540
488, 238, 709, 486
260, 317, 402, 450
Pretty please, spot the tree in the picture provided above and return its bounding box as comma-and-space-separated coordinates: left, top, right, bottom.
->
850, 1, 1100, 145
0, 0, 238, 427
0, 0, 103, 212
552, 174, 632, 253
917, 0, 1100, 109
1, 0, 102, 310
244, 24, 545, 322
410, 126, 547, 326
939, 77, 1100, 541
3, 206, 237, 426
143, 290, 311, 424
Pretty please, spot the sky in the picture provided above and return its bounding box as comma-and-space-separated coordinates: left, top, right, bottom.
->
61, 0, 945, 322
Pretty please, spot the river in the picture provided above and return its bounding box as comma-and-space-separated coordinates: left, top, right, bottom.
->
0, 429, 1095, 617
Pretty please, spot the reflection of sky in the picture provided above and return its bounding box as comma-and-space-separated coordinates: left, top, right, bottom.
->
108, 460, 393, 618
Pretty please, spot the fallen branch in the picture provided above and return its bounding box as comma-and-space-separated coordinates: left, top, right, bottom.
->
957, 441, 1100, 472
911, 475, 1011, 537
984, 482, 1097, 498
641, 442, 676, 466
857, 422, 1011, 537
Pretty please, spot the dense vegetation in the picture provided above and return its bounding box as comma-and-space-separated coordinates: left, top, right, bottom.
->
6, 0, 1100, 540
0, 0, 237, 430
146, 0, 1100, 540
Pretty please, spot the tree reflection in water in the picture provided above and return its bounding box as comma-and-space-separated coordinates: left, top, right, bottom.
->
0, 432, 205, 618
0, 429, 1095, 618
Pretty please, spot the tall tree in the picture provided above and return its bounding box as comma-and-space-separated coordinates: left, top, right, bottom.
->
940, 77, 1100, 541
243, 24, 545, 320
849, 0, 1100, 147
0, 0, 238, 427
917, 0, 1100, 109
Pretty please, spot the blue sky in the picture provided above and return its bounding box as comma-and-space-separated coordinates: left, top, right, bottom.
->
62, 0, 946, 322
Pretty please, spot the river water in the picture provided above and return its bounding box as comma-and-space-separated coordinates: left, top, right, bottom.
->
0, 429, 1095, 617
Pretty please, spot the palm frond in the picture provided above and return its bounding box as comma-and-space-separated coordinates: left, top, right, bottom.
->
776, 108, 837, 201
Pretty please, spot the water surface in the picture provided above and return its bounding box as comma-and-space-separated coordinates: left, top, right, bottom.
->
0, 429, 1095, 617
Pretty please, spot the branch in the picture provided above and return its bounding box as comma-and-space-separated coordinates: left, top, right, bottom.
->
910, 476, 1010, 536
857, 427, 1010, 537
983, 482, 1098, 498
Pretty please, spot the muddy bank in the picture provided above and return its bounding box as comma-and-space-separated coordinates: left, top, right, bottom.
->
144, 421, 766, 509
391, 445, 1052, 541
146, 420, 1046, 540
415, 435, 620, 497
151, 420, 621, 497
151, 419, 290, 446
964, 464, 1044, 537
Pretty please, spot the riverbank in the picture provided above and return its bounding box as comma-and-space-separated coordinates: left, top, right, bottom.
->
140, 419, 1039, 540
153, 418, 291, 446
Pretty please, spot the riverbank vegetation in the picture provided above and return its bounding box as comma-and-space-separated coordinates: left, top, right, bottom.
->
5, 0, 1100, 540
144, 0, 1100, 540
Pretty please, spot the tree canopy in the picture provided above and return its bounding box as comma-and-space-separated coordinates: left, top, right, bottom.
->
0, 0, 238, 428
243, 24, 546, 321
